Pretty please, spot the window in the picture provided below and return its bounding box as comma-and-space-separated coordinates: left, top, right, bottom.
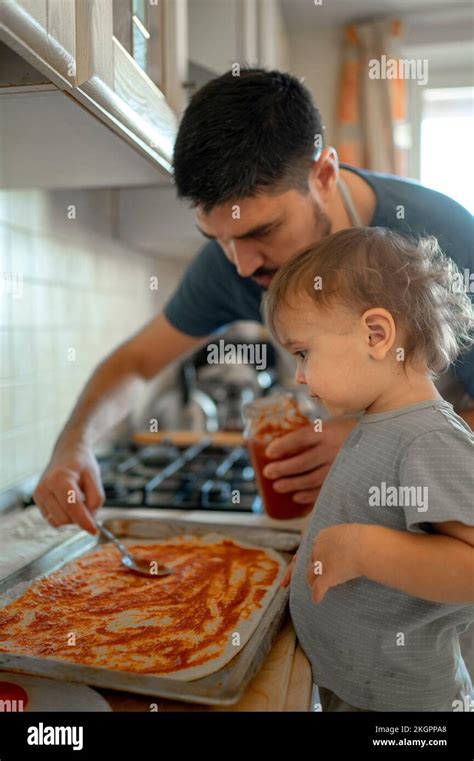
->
420, 87, 474, 213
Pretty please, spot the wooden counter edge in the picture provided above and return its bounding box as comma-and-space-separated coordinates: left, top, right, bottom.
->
133, 431, 244, 447
284, 642, 313, 711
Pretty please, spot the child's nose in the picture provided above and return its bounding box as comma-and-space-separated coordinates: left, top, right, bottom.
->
295, 367, 306, 385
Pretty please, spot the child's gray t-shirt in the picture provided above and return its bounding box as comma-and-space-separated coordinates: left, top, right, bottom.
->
289, 400, 474, 711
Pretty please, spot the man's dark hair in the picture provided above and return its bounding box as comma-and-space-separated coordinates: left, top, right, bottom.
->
173, 68, 324, 213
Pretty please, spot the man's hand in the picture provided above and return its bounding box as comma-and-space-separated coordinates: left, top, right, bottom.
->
262, 417, 358, 505
306, 524, 364, 603
33, 443, 104, 534
32, 314, 206, 535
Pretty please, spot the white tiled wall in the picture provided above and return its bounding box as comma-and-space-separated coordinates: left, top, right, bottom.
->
0, 188, 187, 492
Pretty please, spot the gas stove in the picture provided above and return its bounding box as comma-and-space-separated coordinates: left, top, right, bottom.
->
95, 438, 262, 513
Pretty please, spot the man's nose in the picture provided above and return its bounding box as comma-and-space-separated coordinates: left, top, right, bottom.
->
229, 239, 263, 277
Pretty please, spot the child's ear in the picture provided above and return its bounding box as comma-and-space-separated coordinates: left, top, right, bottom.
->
361, 308, 396, 359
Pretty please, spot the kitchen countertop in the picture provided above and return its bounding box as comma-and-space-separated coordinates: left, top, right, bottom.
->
0, 505, 313, 712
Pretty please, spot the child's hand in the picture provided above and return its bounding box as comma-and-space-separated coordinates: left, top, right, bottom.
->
306, 524, 364, 603
280, 553, 298, 588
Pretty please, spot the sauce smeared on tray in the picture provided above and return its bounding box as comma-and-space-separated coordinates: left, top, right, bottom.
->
0, 537, 280, 677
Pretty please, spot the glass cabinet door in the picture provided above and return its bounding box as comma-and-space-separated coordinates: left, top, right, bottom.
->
113, 0, 163, 89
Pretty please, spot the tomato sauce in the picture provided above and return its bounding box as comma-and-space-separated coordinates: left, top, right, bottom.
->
0, 538, 280, 676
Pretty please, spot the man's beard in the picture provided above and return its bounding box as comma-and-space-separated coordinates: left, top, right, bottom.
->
252, 199, 331, 284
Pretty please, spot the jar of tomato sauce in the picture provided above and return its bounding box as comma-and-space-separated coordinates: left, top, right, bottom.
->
242, 392, 311, 519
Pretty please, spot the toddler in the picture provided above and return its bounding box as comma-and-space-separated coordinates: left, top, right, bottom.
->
263, 227, 474, 712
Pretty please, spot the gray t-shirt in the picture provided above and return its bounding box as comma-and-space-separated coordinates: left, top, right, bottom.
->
289, 399, 474, 711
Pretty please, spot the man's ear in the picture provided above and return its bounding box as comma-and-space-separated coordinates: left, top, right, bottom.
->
308, 147, 339, 201
361, 308, 396, 360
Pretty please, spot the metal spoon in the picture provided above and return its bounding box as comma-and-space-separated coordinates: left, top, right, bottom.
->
92, 519, 173, 578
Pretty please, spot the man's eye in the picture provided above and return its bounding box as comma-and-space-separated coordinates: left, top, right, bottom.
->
295, 350, 307, 360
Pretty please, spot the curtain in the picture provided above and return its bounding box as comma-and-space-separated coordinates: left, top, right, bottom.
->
335, 18, 409, 175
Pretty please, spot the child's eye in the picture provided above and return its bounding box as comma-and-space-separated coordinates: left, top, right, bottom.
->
295, 350, 307, 360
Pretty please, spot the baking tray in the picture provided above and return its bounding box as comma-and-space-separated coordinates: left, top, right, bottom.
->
0, 517, 300, 706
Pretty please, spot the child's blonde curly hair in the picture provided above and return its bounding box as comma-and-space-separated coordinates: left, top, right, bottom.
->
262, 227, 474, 376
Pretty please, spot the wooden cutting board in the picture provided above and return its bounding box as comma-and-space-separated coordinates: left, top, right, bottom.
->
133, 430, 244, 447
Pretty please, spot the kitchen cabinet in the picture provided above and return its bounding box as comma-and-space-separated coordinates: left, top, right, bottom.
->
112, 0, 164, 92
0, 0, 76, 88
258, 0, 290, 71
0, 86, 169, 189
116, 0, 291, 254
75, 0, 177, 170
0, 0, 183, 187
0, 0, 289, 191
186, 0, 290, 95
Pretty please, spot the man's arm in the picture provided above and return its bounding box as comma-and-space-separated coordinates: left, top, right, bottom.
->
33, 313, 208, 532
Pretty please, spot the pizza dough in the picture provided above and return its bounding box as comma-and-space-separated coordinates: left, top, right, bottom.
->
0, 533, 287, 681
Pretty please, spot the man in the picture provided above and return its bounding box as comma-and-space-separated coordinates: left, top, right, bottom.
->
34, 68, 474, 533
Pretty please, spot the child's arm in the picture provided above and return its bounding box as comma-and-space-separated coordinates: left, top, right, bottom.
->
357, 521, 474, 603
308, 522, 474, 604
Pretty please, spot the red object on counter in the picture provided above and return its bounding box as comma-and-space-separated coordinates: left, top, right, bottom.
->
0, 681, 29, 711
243, 394, 312, 519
